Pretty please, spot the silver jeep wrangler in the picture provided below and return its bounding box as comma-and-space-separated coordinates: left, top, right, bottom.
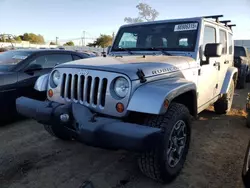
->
16, 15, 238, 183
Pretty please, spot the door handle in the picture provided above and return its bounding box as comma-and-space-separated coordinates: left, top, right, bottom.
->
213, 62, 220, 71
213, 62, 219, 66
224, 60, 229, 64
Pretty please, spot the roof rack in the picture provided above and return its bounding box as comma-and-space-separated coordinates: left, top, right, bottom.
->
203, 15, 236, 30
228, 24, 236, 29
220, 20, 231, 26
203, 15, 223, 22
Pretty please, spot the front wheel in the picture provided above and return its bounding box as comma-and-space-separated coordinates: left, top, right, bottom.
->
138, 102, 191, 183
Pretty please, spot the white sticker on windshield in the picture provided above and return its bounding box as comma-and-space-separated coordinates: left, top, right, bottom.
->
12, 55, 28, 60
174, 23, 198, 32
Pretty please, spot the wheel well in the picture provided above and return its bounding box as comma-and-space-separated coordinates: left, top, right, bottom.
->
171, 90, 197, 117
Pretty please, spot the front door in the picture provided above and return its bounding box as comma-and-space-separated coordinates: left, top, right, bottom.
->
197, 24, 220, 108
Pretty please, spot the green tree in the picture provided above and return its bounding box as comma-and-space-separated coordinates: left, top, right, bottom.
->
50, 42, 56, 45
14, 36, 22, 43
63, 41, 74, 46
87, 34, 112, 48
124, 3, 159, 24
19, 33, 45, 44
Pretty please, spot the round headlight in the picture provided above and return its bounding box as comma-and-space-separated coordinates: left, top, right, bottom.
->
52, 70, 60, 86
114, 77, 129, 98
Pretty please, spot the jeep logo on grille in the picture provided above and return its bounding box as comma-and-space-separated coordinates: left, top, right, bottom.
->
79, 69, 89, 76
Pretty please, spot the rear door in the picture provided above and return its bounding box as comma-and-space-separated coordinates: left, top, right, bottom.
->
214, 28, 232, 96
17, 53, 73, 100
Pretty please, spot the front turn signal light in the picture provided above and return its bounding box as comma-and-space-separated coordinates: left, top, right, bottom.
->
48, 89, 53, 98
116, 103, 124, 113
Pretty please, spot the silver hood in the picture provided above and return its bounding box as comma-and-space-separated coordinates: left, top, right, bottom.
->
56, 55, 196, 80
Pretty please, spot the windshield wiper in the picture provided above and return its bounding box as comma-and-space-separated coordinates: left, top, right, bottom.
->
117, 48, 134, 54
148, 48, 172, 56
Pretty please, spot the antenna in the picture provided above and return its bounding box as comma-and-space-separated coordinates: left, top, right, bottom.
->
220, 20, 231, 26
203, 15, 224, 22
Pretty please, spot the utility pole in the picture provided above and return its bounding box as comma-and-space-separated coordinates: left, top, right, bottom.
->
56, 37, 58, 45
82, 31, 86, 46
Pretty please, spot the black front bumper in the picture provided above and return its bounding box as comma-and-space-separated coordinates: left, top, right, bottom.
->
16, 97, 163, 152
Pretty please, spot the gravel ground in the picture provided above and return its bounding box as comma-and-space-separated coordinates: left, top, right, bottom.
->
0, 85, 250, 188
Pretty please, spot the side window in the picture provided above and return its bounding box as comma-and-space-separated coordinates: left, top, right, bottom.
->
118, 32, 137, 48
162, 38, 167, 47
228, 33, 233, 54
179, 38, 188, 47
219, 30, 227, 54
29, 54, 73, 68
72, 55, 83, 60
203, 26, 216, 48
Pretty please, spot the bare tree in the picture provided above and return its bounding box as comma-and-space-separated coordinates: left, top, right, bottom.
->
124, 3, 159, 24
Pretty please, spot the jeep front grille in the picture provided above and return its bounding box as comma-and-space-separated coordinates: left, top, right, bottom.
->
60, 73, 108, 107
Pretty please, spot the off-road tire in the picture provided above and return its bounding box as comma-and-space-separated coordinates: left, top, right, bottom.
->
246, 114, 250, 128
44, 124, 72, 140
138, 102, 191, 183
214, 81, 235, 114
246, 70, 250, 83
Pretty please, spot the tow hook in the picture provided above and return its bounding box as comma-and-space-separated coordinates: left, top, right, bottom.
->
89, 113, 98, 122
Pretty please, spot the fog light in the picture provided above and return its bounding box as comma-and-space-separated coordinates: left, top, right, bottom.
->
60, 114, 69, 122
48, 89, 53, 98
116, 103, 124, 113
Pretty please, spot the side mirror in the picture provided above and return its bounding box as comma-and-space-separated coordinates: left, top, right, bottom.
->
25, 64, 43, 73
107, 46, 112, 55
242, 140, 250, 188
201, 43, 223, 66
204, 43, 223, 58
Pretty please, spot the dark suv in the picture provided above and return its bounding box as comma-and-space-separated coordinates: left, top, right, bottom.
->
234, 46, 250, 89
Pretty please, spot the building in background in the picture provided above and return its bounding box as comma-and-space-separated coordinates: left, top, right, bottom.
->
235, 40, 250, 50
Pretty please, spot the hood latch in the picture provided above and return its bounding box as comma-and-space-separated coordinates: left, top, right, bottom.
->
136, 69, 147, 83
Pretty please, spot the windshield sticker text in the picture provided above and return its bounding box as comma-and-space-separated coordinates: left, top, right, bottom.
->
174, 23, 198, 32
152, 67, 180, 75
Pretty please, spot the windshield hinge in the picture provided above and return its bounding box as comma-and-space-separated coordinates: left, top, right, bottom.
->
136, 69, 147, 83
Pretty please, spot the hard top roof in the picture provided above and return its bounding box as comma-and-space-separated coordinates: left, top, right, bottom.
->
120, 14, 235, 32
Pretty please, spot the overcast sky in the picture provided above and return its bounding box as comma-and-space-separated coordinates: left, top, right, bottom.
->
0, 0, 250, 44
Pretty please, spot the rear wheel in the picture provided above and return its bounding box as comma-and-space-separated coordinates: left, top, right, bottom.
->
246, 70, 250, 83
138, 102, 191, 183
214, 81, 235, 114
238, 72, 246, 89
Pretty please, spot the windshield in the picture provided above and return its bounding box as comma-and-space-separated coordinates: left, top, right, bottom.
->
112, 22, 199, 52
234, 46, 246, 57
0, 50, 31, 65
